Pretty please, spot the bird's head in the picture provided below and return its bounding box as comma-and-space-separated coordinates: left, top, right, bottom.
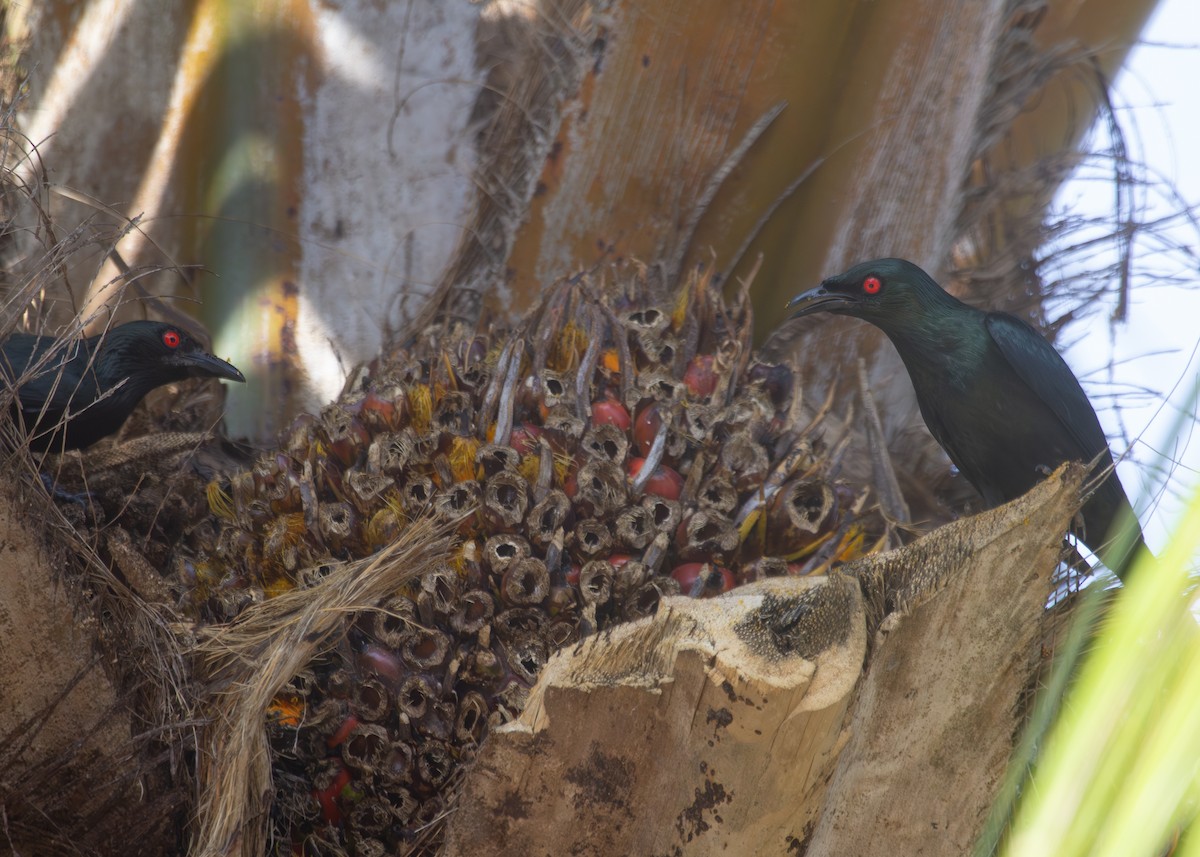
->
787, 258, 960, 333
100, 321, 246, 385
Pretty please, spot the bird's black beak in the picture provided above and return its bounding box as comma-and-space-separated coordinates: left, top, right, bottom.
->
173, 350, 246, 383
786, 286, 856, 319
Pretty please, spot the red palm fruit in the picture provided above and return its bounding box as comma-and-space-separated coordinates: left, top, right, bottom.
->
683, 354, 717, 398
508, 423, 543, 455
326, 417, 370, 468
748, 361, 795, 410
327, 715, 360, 749
632, 402, 662, 456
357, 643, 405, 684
627, 457, 683, 500
591, 397, 631, 431
313, 761, 352, 824
358, 390, 400, 432
670, 562, 735, 597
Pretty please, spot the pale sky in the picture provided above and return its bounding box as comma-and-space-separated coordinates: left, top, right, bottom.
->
1055, 0, 1200, 552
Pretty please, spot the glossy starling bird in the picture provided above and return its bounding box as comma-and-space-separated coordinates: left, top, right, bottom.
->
1, 320, 245, 452
787, 257, 1147, 579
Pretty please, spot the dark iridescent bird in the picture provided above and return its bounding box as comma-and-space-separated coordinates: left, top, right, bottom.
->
787, 257, 1147, 579
1, 320, 245, 452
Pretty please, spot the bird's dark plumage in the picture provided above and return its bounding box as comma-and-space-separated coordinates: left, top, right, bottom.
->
1, 320, 245, 452
787, 257, 1147, 579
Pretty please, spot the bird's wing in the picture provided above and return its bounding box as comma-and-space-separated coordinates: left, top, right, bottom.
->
983, 313, 1111, 459
0, 334, 91, 417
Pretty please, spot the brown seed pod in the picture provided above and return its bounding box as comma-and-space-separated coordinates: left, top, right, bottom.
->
342, 723, 390, 775
319, 496, 355, 549
580, 422, 629, 464
352, 676, 392, 722
402, 627, 450, 670
574, 459, 627, 516
503, 635, 550, 685
614, 505, 654, 550
612, 558, 649, 600
449, 589, 495, 634
482, 471, 529, 531
578, 559, 614, 606
483, 533, 530, 575
500, 557, 550, 606
389, 787, 420, 824
637, 371, 685, 407
636, 330, 679, 367
765, 479, 837, 556
325, 668, 355, 701
681, 402, 719, 444
623, 306, 668, 337
282, 412, 317, 460
455, 691, 489, 745
715, 396, 772, 437
546, 619, 578, 648
641, 495, 682, 534
740, 556, 790, 582
344, 469, 394, 514
542, 405, 585, 445
306, 697, 347, 733
402, 476, 434, 514
417, 700, 458, 742
526, 489, 571, 546
572, 518, 613, 558
323, 409, 370, 467
370, 596, 417, 649
432, 479, 481, 526
718, 431, 770, 492
415, 566, 461, 624
432, 390, 473, 437
537, 370, 574, 413
475, 443, 521, 478
366, 430, 417, 476
676, 510, 740, 562
492, 607, 548, 643
396, 674, 435, 720
382, 742, 416, 786
695, 473, 738, 515
416, 741, 454, 791
625, 580, 666, 620
348, 800, 395, 838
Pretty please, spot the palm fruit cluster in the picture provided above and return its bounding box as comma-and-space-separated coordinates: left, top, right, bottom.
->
179, 266, 875, 854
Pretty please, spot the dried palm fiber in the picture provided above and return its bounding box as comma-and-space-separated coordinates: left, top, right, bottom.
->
184, 263, 879, 855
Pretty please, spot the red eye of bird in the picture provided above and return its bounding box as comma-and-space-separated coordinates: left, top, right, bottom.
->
863, 276, 882, 295
162, 330, 181, 348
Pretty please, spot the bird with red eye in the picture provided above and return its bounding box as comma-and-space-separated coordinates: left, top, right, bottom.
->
784, 256, 1149, 581
1, 320, 246, 452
